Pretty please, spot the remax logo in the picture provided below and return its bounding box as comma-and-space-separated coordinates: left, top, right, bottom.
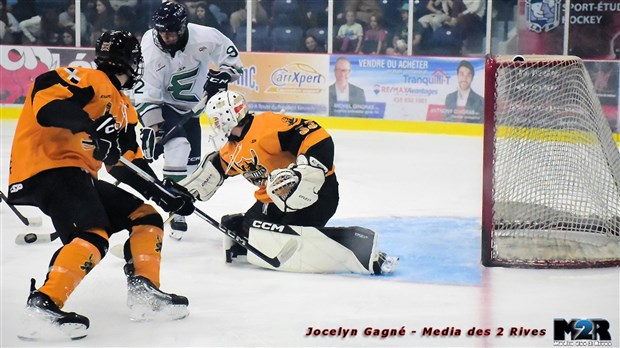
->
553, 318, 611, 341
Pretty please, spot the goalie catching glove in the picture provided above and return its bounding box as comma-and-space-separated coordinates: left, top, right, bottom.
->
267, 155, 328, 212
179, 151, 224, 201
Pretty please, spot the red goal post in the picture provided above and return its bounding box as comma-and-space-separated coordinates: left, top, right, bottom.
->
482, 54, 620, 268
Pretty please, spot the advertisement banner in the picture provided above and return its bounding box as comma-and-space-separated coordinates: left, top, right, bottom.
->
0, 45, 96, 104
518, 0, 620, 59
328, 55, 485, 123
233, 52, 329, 116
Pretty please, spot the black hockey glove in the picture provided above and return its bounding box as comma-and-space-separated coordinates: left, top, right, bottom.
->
86, 113, 120, 165
140, 127, 164, 162
203, 69, 231, 101
149, 179, 195, 216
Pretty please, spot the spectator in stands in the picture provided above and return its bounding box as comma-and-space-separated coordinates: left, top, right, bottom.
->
114, 5, 138, 34
0, 0, 21, 44
456, 0, 485, 54
335, 10, 363, 53
302, 34, 326, 53
418, 0, 450, 31
191, 1, 220, 30
109, 0, 137, 11
9, 0, 37, 23
59, 0, 89, 39
386, 3, 430, 55
92, 0, 115, 33
60, 26, 75, 46
358, 15, 386, 54
229, 0, 268, 36
19, 8, 62, 46
329, 56, 366, 117
82, 0, 99, 25
336, 0, 382, 27
444, 60, 484, 123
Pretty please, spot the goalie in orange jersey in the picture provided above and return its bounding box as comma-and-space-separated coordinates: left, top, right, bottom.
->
7, 31, 195, 341
181, 90, 398, 275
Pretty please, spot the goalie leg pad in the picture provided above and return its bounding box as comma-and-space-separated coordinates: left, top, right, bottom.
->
245, 223, 378, 274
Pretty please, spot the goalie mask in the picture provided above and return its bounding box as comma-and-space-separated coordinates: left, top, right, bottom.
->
206, 90, 249, 143
95, 30, 143, 89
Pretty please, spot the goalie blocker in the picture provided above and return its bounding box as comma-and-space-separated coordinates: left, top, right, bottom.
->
224, 216, 398, 275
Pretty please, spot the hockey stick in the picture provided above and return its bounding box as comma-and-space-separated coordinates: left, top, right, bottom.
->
0, 190, 42, 227
15, 231, 59, 245
159, 93, 209, 145
118, 157, 297, 268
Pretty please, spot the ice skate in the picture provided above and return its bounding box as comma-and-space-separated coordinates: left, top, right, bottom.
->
373, 252, 399, 275
17, 279, 89, 341
124, 265, 189, 321
169, 214, 187, 240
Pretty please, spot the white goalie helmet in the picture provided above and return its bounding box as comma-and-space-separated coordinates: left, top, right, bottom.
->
206, 90, 249, 139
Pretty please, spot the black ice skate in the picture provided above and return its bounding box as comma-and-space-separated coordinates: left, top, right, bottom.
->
17, 279, 89, 341
169, 214, 187, 240
124, 264, 189, 321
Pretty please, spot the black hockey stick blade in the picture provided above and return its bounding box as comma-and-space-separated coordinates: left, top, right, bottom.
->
15, 231, 59, 245
0, 190, 42, 226
118, 157, 295, 267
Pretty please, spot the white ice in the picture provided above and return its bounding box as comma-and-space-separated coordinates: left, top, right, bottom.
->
1, 120, 618, 347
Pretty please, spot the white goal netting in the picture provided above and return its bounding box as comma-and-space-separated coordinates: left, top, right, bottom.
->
483, 55, 620, 267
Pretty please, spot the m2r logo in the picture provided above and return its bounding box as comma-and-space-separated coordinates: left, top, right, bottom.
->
553, 318, 611, 341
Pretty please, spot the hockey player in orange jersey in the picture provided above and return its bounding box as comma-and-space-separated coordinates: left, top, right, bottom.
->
7, 31, 195, 341
179, 90, 398, 275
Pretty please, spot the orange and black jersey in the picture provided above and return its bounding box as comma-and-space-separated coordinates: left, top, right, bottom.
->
8, 66, 154, 199
213, 112, 335, 203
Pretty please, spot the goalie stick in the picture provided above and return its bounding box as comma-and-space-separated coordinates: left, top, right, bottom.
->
0, 190, 42, 227
118, 156, 298, 268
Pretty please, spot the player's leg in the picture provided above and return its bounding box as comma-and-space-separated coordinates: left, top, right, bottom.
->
97, 180, 189, 321
161, 105, 191, 238
18, 168, 109, 340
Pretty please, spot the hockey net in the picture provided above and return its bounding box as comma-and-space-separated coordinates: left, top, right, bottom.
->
482, 55, 620, 268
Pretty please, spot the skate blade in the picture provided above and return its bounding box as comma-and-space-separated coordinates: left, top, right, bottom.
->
381, 257, 400, 274
129, 304, 189, 322
17, 308, 87, 341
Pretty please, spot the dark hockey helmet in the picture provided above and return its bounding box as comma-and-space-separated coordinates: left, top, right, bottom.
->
152, 1, 188, 54
94, 30, 143, 89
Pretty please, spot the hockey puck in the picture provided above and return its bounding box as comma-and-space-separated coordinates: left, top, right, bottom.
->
23, 233, 38, 244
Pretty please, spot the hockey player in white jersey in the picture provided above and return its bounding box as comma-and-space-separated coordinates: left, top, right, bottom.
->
135, 1, 243, 240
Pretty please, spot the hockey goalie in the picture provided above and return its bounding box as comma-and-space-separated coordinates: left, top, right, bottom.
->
180, 90, 398, 275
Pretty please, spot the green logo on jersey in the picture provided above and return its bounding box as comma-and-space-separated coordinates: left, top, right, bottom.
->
168, 66, 200, 102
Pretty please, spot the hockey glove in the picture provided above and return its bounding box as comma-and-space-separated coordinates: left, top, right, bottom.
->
267, 155, 328, 212
86, 113, 121, 165
140, 127, 164, 162
148, 179, 195, 216
203, 69, 231, 101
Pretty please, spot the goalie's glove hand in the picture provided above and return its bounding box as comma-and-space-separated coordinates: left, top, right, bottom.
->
140, 126, 164, 162
203, 69, 231, 101
267, 155, 328, 212
150, 179, 195, 216
86, 113, 120, 165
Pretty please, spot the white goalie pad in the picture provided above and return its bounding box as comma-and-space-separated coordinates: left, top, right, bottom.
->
267, 155, 327, 212
245, 222, 379, 274
179, 152, 223, 201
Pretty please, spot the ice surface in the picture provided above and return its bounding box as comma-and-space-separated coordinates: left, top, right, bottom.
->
1, 121, 618, 347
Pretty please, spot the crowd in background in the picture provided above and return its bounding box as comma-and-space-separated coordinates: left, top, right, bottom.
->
0, 0, 517, 57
